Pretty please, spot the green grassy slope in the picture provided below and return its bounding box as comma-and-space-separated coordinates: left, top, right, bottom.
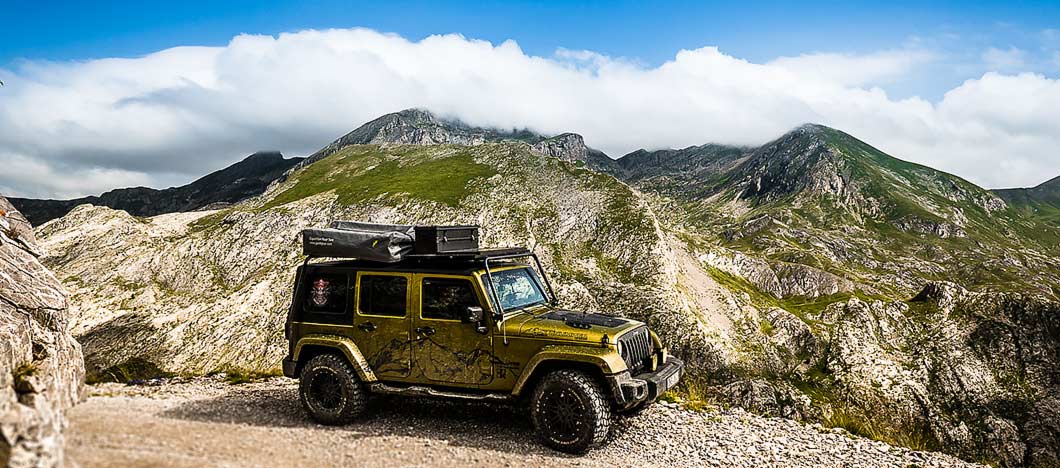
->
993, 175, 1060, 226
634, 124, 1060, 300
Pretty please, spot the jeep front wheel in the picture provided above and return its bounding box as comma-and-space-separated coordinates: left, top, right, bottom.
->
530, 369, 612, 454
299, 353, 367, 425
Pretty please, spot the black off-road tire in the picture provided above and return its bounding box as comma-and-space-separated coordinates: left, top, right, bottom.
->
530, 369, 612, 454
299, 353, 368, 425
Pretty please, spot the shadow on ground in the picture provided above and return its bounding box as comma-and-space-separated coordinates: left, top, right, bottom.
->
157, 382, 587, 458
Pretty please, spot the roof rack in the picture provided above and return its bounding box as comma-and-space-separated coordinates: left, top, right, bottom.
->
403, 247, 532, 261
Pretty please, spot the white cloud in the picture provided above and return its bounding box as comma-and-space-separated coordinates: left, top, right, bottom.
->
982, 46, 1027, 71
0, 27, 1058, 198
767, 49, 936, 87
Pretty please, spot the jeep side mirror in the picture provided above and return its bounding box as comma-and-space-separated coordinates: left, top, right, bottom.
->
464, 306, 484, 323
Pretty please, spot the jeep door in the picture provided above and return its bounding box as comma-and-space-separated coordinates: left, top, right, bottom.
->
410, 274, 493, 386
353, 272, 413, 379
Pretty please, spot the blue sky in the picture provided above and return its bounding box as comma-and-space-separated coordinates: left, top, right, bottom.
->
3, 0, 1058, 98
1, 1, 1059, 197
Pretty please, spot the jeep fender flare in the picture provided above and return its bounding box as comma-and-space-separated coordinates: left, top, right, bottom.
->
292, 335, 378, 382
511, 345, 627, 396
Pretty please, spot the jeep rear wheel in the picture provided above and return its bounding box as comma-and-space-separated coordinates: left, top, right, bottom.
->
299, 353, 367, 425
530, 369, 612, 454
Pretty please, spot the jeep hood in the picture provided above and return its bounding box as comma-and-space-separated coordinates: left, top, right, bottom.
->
502, 308, 644, 344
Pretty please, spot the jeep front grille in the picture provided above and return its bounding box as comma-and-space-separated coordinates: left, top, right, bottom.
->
618, 326, 652, 373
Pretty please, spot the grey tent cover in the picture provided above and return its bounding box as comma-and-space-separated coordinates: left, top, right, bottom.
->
302, 221, 415, 262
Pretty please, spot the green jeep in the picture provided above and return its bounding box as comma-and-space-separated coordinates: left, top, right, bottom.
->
282, 245, 684, 453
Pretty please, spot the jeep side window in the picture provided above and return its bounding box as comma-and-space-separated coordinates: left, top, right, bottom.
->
303, 273, 349, 314
421, 278, 479, 321
358, 274, 408, 317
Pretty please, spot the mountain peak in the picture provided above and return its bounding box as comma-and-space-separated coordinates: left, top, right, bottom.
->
393, 107, 437, 120
710, 121, 1018, 239
993, 172, 1060, 223
242, 150, 285, 162
304, 109, 612, 167
792, 122, 829, 132
304, 109, 513, 165
9, 151, 304, 224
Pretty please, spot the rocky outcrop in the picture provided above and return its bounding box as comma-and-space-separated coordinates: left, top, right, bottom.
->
10, 151, 304, 225
529, 133, 617, 171
812, 282, 1060, 467
893, 215, 967, 238
531, 133, 589, 162
0, 196, 84, 467
717, 379, 816, 421
700, 248, 856, 299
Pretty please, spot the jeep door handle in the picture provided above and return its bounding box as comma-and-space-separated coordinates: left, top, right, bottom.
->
415, 326, 435, 336
357, 322, 377, 332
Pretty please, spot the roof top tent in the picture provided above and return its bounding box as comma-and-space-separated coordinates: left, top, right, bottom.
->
299, 221, 557, 316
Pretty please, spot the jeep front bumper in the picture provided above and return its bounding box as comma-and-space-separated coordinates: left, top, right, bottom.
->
607, 356, 684, 409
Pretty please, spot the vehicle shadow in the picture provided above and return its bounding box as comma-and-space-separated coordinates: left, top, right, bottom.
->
158, 381, 584, 458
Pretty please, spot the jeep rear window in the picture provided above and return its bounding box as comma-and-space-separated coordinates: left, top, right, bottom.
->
422, 278, 479, 321
304, 273, 349, 314
358, 275, 407, 317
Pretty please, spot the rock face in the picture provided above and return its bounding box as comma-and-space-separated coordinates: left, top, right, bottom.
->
812, 283, 1060, 468
0, 196, 84, 467
10, 151, 304, 225
528, 133, 616, 171
531, 133, 589, 162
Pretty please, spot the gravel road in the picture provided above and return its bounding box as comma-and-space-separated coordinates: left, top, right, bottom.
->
66, 377, 981, 468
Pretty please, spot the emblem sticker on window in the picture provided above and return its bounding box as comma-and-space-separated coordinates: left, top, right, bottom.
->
311, 277, 332, 306
304, 274, 348, 314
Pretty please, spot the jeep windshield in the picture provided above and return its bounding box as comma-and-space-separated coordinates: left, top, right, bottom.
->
483, 267, 548, 313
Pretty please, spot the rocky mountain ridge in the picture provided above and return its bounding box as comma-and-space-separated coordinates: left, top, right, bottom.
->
606, 143, 751, 198
29, 111, 1060, 467
302, 109, 612, 170
10, 151, 304, 225
0, 196, 84, 466
631, 124, 1060, 300
994, 175, 1060, 226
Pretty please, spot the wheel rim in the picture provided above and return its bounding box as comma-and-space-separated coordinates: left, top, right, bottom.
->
540, 387, 587, 443
308, 370, 344, 411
